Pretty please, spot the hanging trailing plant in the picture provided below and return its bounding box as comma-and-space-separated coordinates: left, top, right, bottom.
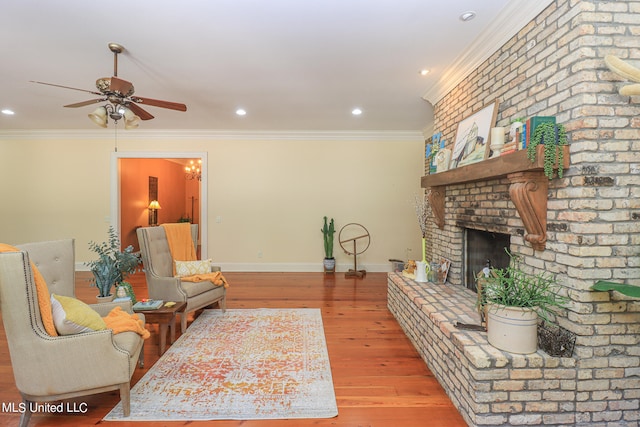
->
527, 122, 568, 179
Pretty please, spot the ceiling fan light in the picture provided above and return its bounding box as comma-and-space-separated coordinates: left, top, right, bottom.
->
123, 108, 141, 129
88, 106, 108, 128
122, 108, 136, 121
124, 119, 139, 130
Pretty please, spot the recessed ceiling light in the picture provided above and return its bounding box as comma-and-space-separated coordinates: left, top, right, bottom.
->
1, 109, 15, 115
352, 108, 363, 116
235, 108, 247, 116
419, 69, 430, 76
459, 11, 476, 22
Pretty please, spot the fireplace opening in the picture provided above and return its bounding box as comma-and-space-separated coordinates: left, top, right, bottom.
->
464, 229, 510, 292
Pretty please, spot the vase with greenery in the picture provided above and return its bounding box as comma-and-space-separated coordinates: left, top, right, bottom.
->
480, 249, 567, 353
412, 194, 431, 282
321, 216, 336, 273
86, 226, 141, 299
527, 122, 569, 179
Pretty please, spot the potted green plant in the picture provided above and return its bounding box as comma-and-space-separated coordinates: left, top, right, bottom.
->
527, 122, 569, 179
86, 226, 141, 301
321, 216, 336, 273
481, 249, 567, 354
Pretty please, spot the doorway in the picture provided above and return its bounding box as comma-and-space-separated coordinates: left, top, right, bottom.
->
110, 151, 208, 259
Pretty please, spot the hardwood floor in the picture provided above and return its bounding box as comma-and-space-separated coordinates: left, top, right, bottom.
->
0, 271, 466, 427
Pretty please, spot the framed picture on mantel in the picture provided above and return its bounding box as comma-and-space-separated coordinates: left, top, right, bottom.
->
450, 100, 499, 169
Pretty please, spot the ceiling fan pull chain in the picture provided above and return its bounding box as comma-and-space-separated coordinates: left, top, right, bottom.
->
114, 122, 118, 152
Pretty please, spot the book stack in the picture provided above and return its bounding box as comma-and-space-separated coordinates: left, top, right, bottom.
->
133, 299, 164, 311
501, 141, 518, 155
500, 116, 556, 156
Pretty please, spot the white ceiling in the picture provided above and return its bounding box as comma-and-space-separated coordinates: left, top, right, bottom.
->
0, 0, 549, 133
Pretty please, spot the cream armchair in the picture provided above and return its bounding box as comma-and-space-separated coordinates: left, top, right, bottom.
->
17, 238, 144, 320
0, 239, 144, 426
137, 224, 226, 333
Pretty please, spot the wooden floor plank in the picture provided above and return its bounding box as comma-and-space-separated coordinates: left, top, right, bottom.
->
0, 271, 466, 426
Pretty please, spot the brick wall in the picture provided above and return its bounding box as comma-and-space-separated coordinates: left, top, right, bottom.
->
420, 1, 640, 424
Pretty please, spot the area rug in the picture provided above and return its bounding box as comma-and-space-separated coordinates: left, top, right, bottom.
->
104, 308, 338, 421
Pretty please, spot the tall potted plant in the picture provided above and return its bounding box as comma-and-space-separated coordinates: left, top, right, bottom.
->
481, 249, 567, 354
86, 226, 141, 302
321, 216, 336, 273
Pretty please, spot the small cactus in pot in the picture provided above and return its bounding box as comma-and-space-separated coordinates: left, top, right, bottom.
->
321, 216, 336, 273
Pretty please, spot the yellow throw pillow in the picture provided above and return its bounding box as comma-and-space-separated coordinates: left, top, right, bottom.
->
50, 294, 107, 335
175, 259, 211, 277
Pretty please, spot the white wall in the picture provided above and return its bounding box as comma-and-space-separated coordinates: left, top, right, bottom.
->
0, 130, 426, 272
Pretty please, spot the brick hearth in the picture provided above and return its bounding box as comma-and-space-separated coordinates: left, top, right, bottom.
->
388, 273, 577, 426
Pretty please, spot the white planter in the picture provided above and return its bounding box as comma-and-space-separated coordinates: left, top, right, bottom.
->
323, 257, 336, 273
414, 261, 428, 282
486, 303, 538, 354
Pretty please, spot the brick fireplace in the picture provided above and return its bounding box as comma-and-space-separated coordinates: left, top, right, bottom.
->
422, 147, 568, 288
389, 1, 640, 426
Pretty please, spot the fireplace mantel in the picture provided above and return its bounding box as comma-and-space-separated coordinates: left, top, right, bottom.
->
421, 146, 570, 251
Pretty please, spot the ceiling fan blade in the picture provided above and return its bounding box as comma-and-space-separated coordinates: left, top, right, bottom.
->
127, 102, 155, 120
64, 98, 107, 108
132, 96, 187, 112
109, 76, 134, 96
30, 80, 102, 95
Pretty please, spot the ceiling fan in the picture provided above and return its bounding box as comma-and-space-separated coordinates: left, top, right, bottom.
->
31, 42, 187, 128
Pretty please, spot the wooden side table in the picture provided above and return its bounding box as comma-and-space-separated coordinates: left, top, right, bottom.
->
135, 301, 187, 355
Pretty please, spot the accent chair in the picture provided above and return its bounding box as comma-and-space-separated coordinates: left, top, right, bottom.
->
0, 239, 144, 426
136, 224, 227, 333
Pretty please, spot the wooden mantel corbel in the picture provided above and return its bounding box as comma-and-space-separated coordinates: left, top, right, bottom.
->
507, 171, 548, 251
428, 187, 446, 229
421, 146, 570, 251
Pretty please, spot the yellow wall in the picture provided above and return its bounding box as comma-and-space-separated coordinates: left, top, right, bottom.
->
0, 131, 425, 271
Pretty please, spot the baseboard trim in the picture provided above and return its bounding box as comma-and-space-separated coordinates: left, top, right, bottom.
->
75, 262, 393, 273
211, 262, 392, 273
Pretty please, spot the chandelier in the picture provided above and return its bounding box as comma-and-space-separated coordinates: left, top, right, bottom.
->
185, 159, 202, 181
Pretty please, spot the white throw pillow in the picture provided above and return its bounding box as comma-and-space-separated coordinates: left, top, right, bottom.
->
175, 259, 212, 277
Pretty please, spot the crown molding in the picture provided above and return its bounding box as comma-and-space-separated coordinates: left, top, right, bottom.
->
0, 129, 423, 142
422, 0, 554, 105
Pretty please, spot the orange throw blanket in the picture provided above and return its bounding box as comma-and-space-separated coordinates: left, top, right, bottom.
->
0, 243, 58, 336
103, 306, 150, 339
182, 271, 229, 288
162, 223, 197, 275
162, 223, 229, 288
